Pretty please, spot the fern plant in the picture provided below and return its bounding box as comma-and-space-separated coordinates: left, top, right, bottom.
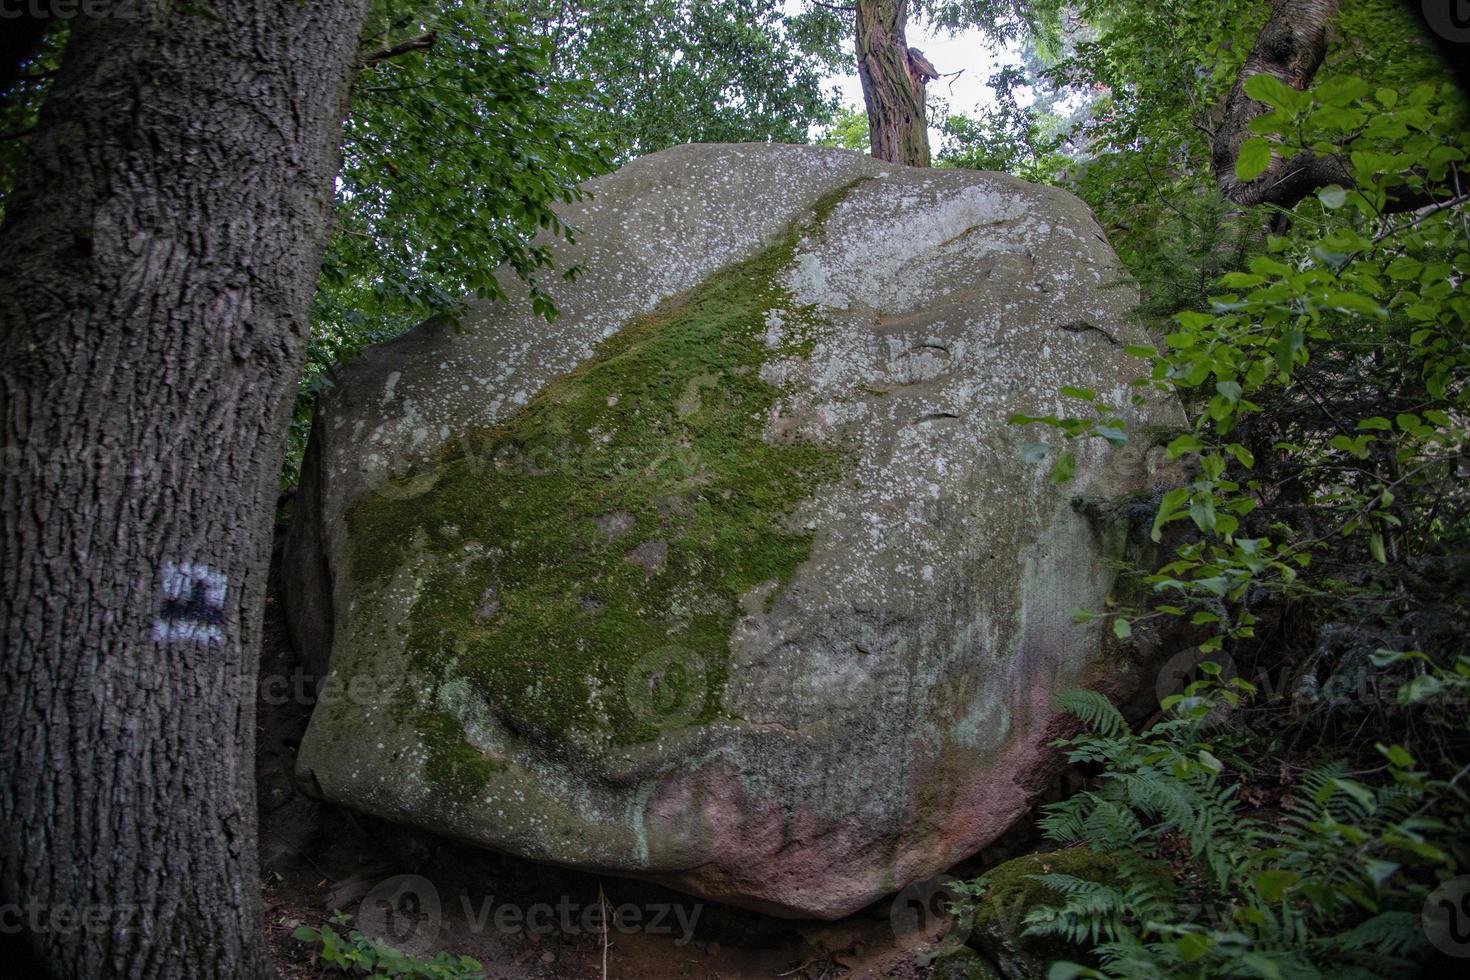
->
984, 662, 1470, 979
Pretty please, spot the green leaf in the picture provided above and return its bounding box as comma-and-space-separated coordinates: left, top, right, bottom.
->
1244, 72, 1297, 110
1364, 860, 1400, 891
1151, 487, 1192, 542
1398, 675, 1445, 705
1166, 434, 1205, 458
1370, 648, 1422, 666
1224, 443, 1255, 468
1315, 75, 1370, 106
1328, 293, 1384, 316
1176, 932, 1215, 962
1219, 271, 1267, 288
1273, 329, 1304, 373
1386, 257, 1423, 281
1048, 450, 1077, 485
1060, 385, 1097, 401
1020, 442, 1051, 464
1235, 138, 1274, 181
1198, 749, 1223, 774
1189, 493, 1218, 533
1317, 185, 1348, 209
1242, 953, 1284, 979
1255, 869, 1301, 903
1195, 577, 1229, 598
1333, 778, 1376, 809
1113, 618, 1132, 640
1248, 110, 1285, 134
1250, 256, 1291, 277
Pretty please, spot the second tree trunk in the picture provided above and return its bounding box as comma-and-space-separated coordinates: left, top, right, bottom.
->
856, 0, 931, 167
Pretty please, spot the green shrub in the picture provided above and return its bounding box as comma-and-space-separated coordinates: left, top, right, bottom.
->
290, 912, 485, 979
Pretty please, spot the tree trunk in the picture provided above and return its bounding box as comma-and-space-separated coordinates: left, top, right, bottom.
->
1212, 0, 1346, 207
0, 2, 368, 977
856, 0, 931, 167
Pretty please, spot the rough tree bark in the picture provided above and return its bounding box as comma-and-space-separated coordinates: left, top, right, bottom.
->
1212, 0, 1348, 208
856, 0, 932, 167
0, 2, 368, 977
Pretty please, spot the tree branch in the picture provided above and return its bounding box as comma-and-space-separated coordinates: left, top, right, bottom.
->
358, 32, 437, 68
1372, 189, 1470, 243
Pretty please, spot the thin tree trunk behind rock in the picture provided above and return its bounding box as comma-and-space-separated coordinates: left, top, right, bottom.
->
1213, 0, 1346, 207
857, 0, 932, 167
0, 2, 367, 977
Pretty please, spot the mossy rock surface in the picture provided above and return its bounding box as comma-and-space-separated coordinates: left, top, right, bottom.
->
967, 848, 1168, 979
931, 945, 1004, 980
284, 144, 1180, 919
341, 188, 851, 750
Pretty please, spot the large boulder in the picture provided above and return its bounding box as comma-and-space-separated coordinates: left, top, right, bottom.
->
284, 144, 1175, 919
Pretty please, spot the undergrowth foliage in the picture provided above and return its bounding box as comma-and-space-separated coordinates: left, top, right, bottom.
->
1017, 670, 1470, 978
292, 912, 485, 979
980, 3, 1470, 977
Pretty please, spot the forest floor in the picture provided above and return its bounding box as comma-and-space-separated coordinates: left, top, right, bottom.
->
254, 534, 996, 980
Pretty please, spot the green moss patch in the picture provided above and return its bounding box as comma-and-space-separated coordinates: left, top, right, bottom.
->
973, 848, 1116, 930
930, 947, 1003, 980
345, 182, 863, 750
415, 708, 505, 803
969, 848, 1169, 978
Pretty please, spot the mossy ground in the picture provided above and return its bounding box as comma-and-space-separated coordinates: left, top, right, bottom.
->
346, 183, 863, 756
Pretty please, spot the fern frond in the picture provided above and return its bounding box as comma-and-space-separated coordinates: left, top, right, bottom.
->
1054, 689, 1128, 736
1083, 799, 1149, 851
1340, 911, 1423, 956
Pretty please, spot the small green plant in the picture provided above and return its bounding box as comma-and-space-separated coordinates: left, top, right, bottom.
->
290, 912, 485, 979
